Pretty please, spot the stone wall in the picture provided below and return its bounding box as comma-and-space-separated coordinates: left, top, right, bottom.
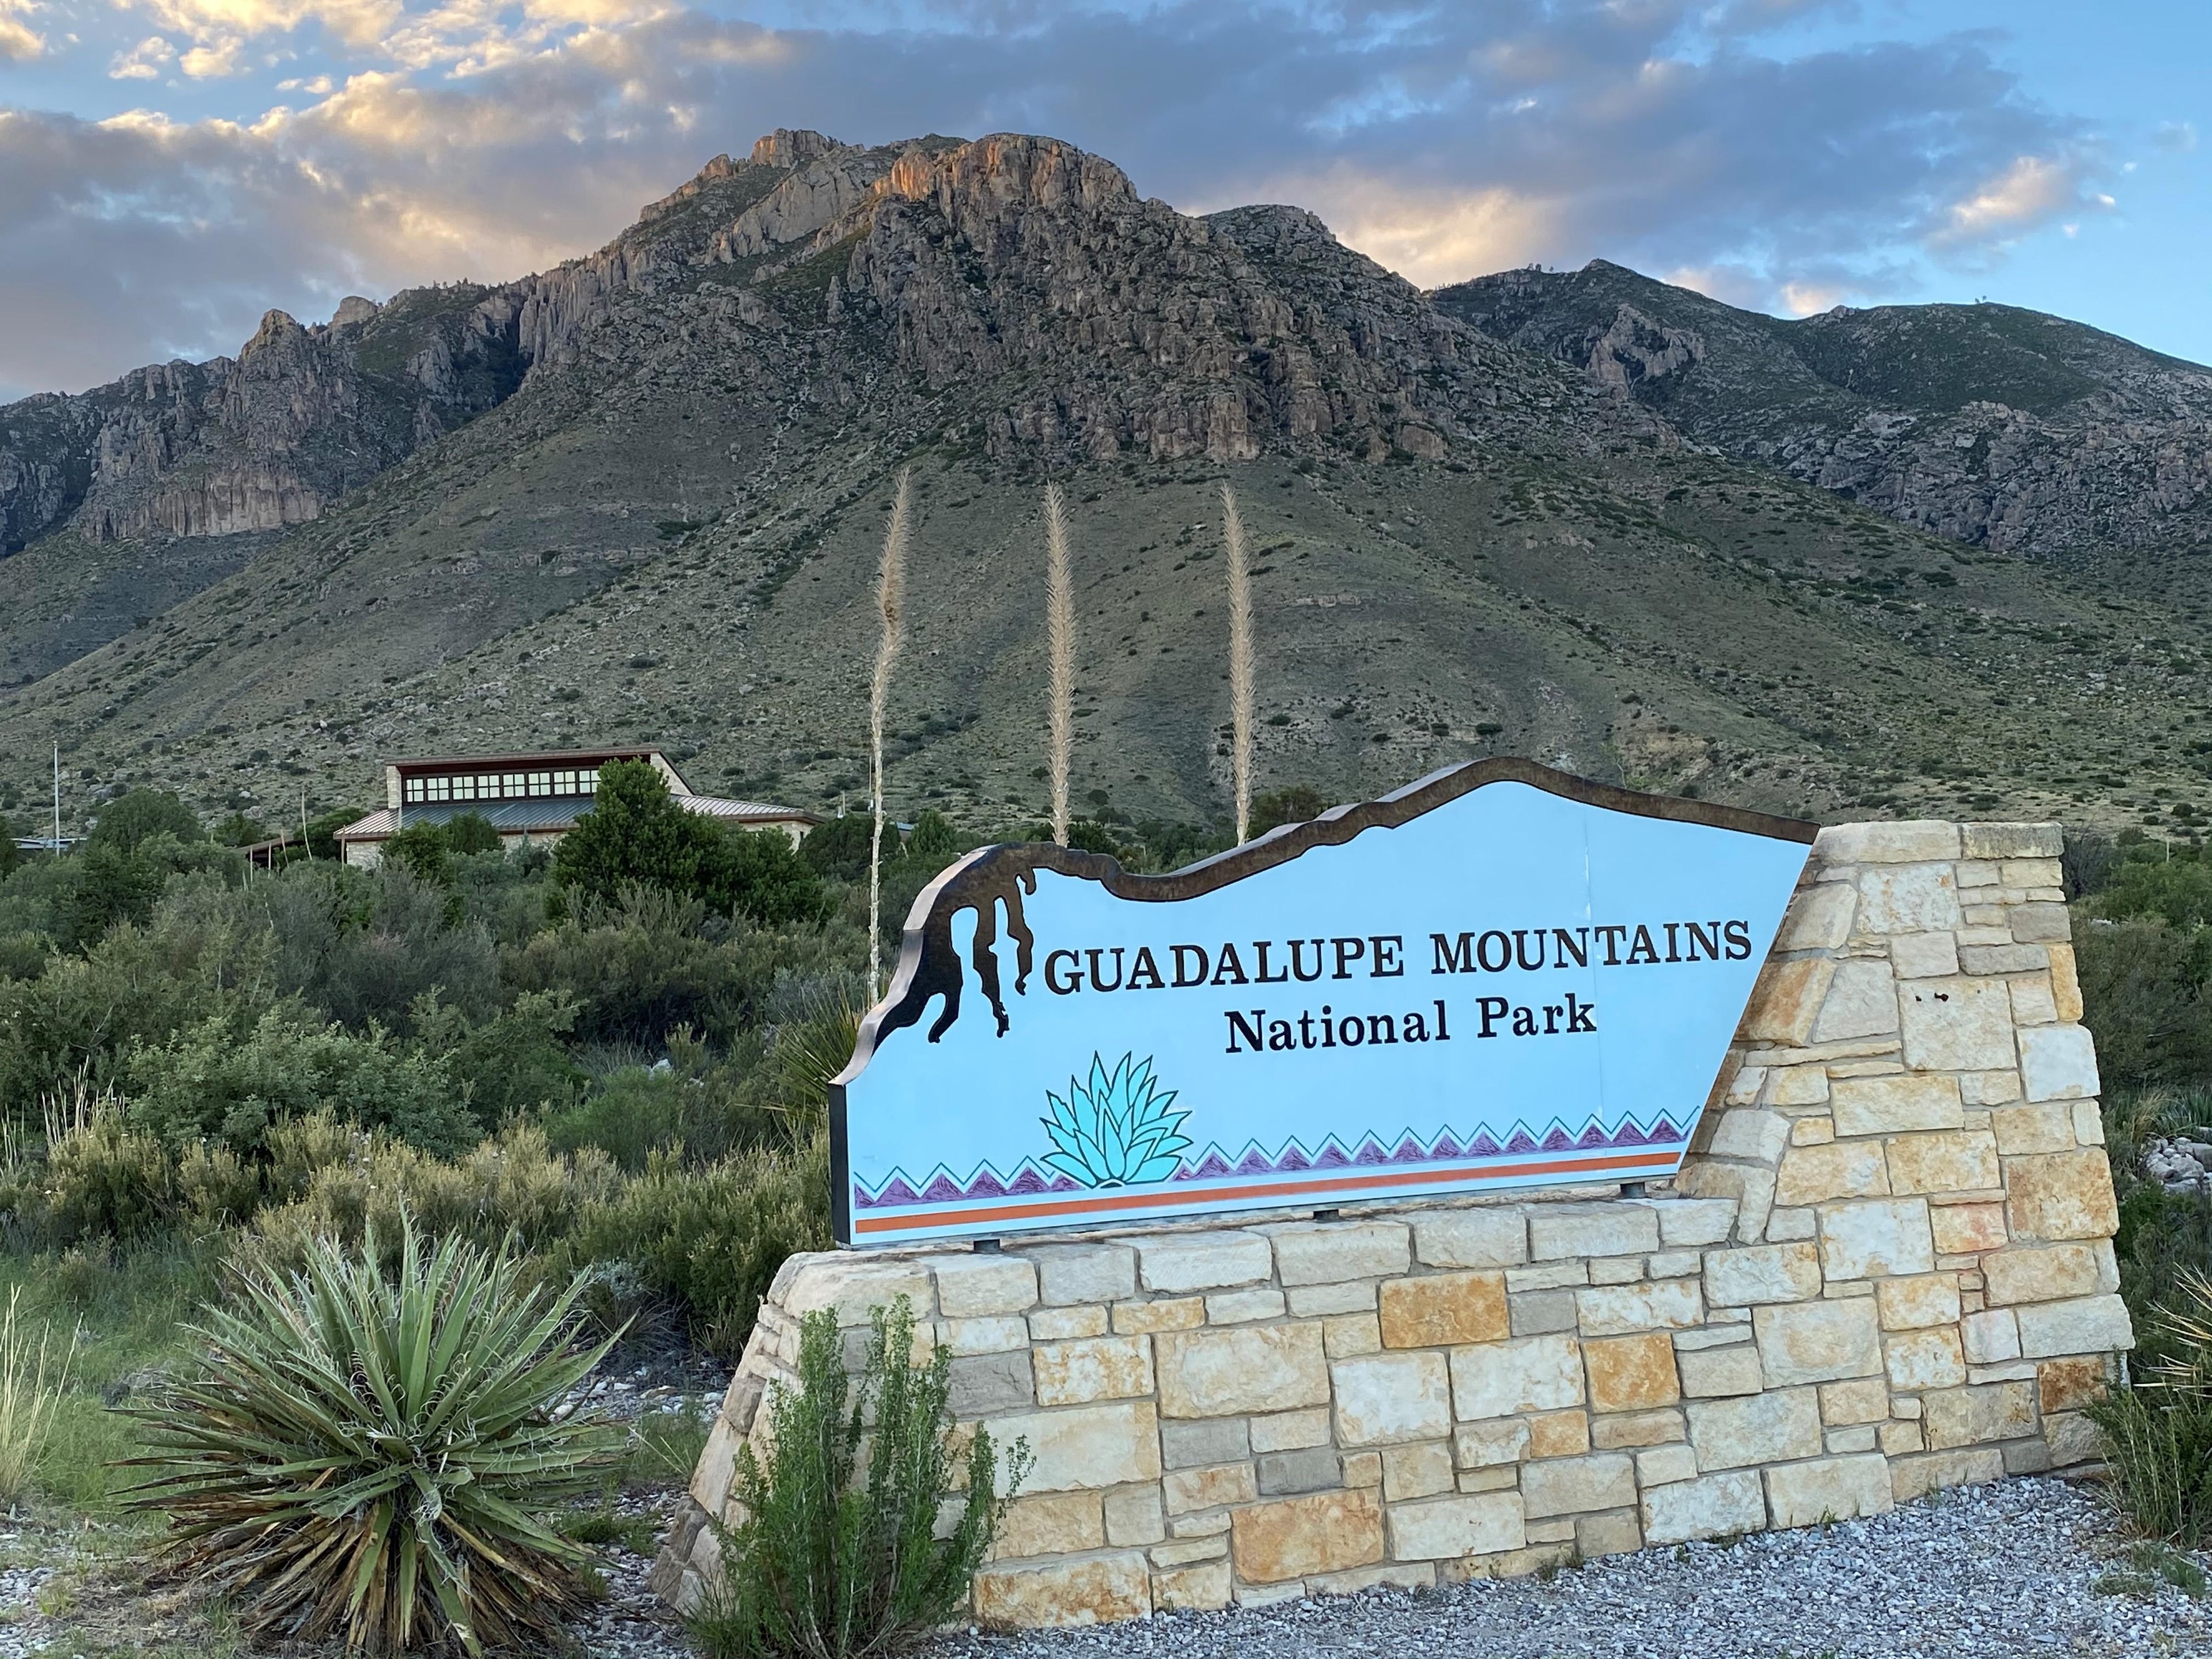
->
653, 820, 2131, 1625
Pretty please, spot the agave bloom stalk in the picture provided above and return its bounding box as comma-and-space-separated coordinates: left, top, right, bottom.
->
1044, 480, 1075, 846
869, 467, 914, 1001
121, 1222, 620, 1656
1041, 1052, 1192, 1187
1221, 480, 1255, 843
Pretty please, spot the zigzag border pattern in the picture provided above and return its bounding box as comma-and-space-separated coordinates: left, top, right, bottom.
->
852, 1114, 1686, 1210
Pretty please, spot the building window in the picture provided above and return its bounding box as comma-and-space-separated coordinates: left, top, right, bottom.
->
404, 779, 424, 804
427, 776, 452, 802
528, 772, 552, 796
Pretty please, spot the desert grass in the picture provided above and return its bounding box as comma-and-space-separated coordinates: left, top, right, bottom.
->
0, 1285, 77, 1506
868, 468, 913, 1001
1221, 480, 1255, 842
1045, 482, 1076, 844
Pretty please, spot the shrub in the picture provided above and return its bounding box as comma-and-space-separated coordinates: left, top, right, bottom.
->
1250, 785, 1328, 836
264, 861, 502, 1037
692, 1296, 1026, 1659
89, 789, 200, 853
542, 1066, 690, 1172
2092, 1269, 2212, 1548
122, 1222, 622, 1654
504, 889, 753, 1047
556, 762, 827, 926
2074, 919, 2212, 1088
445, 812, 503, 856
37, 1106, 177, 1245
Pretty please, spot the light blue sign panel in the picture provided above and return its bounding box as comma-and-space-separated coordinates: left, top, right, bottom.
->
831, 761, 1813, 1247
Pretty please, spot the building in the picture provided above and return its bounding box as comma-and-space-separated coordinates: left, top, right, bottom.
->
332, 747, 819, 868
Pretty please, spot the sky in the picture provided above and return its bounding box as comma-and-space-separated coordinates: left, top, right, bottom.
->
1, 1, 2206, 404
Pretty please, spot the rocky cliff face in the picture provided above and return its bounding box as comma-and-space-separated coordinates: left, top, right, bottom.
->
1435, 261, 2212, 560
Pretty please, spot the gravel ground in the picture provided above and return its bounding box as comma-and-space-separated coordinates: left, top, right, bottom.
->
933, 1479, 2210, 1659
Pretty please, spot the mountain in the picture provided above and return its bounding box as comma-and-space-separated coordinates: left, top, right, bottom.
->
1, 130, 2208, 845
1434, 260, 2212, 568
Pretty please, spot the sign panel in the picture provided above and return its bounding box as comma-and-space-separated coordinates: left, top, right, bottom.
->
831, 760, 1815, 1247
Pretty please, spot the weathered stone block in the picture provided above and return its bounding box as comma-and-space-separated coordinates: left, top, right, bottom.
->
997, 1491, 1105, 1559
949, 1351, 1036, 1416
1743, 957, 1835, 1046
784, 1259, 935, 1325
1249, 1408, 1332, 1453
1857, 862, 1963, 935
1162, 1463, 1257, 1516
1641, 1470, 1767, 1544
1891, 1447, 2005, 1501
1990, 1102, 2077, 1157
1453, 1418, 1531, 1468
1113, 1297, 1203, 1334
1891, 932, 1960, 979
1411, 1209, 1528, 1268
935, 1256, 1039, 1318
1034, 1336, 1154, 1406
1704, 1241, 1822, 1306
1779, 882, 1857, 950
1636, 1442, 1700, 1487
1380, 1271, 1509, 1349
1812, 959, 1900, 1043
1104, 1484, 1165, 1546
1387, 1491, 1525, 1561
1323, 1313, 1382, 1358
1930, 1201, 2009, 1255
2010, 976, 2060, 1027
1150, 1559, 1233, 1613
1000, 1401, 1162, 1494
1830, 1074, 1964, 1139
1450, 1334, 1585, 1421
1230, 1488, 1385, 1582
1677, 1344, 1764, 1399
1270, 1222, 1411, 1286
2043, 1410, 2103, 1467
2009, 902, 2072, 943
2048, 942, 2085, 1022
1884, 1327, 1968, 1391
1381, 1441, 1456, 1501
1768, 1067, 1834, 1107
1333, 1352, 1453, 1446
1874, 1274, 1962, 1330
1031, 1245, 1137, 1306
1819, 821, 1961, 864
1754, 1298, 1882, 1387
1899, 978, 2016, 1073
1960, 1309, 2020, 1365
1158, 1325, 1329, 1418
1510, 1289, 1580, 1336
1817, 1378, 1890, 1425
2018, 1025, 2100, 1103
1529, 1204, 1661, 1260
1205, 1287, 1287, 1324
1031, 1305, 1111, 1341
1287, 1282, 1378, 1318
1819, 1198, 1935, 1281
1983, 1243, 2112, 1307
1584, 1332, 1681, 1412
1766, 1454, 1895, 1528
1884, 1129, 2001, 1196
975, 1553, 1152, 1627
1922, 1382, 2035, 1449
1709, 1109, 1793, 1164
1256, 1448, 1340, 1495
2037, 1355, 2114, 1413
2005, 1150, 2119, 1242
1590, 1407, 1684, 1449
943, 1316, 1033, 1355
1688, 1388, 1823, 1471
1160, 1418, 1249, 1469
1520, 1452, 1636, 1520
1775, 1141, 1891, 1207
2014, 1293, 2133, 1359
1962, 823, 2061, 859
1574, 1279, 1703, 1335
1138, 1233, 1272, 1294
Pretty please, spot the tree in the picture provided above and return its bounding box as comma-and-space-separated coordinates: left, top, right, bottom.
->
715, 827, 831, 926
1251, 785, 1329, 837
0, 813, 18, 878
214, 812, 271, 847
381, 821, 455, 887
800, 813, 874, 882
90, 789, 200, 852
445, 812, 503, 856
556, 762, 825, 925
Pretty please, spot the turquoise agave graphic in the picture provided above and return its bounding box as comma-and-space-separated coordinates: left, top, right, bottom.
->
1041, 1052, 1192, 1187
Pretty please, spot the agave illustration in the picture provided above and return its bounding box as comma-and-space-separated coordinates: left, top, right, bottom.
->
1040, 1052, 1192, 1187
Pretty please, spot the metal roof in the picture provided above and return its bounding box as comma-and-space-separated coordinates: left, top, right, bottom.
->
386, 746, 669, 776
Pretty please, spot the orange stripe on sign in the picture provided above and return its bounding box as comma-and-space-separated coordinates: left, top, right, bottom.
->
851, 1149, 1678, 1235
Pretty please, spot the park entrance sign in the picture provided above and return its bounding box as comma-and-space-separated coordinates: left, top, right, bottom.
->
831, 760, 1816, 1247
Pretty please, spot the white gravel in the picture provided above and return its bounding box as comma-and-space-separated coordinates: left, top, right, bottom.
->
933, 1479, 2209, 1659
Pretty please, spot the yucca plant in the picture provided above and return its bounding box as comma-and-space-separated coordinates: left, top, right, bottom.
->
1041, 1051, 1191, 1187
120, 1219, 622, 1654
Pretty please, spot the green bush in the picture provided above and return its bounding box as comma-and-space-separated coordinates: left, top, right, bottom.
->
262, 861, 502, 1037
89, 789, 200, 853
555, 762, 827, 926
122, 1221, 622, 1654
692, 1295, 1025, 1659
1250, 785, 1328, 836
541, 1066, 691, 1172
2092, 1270, 2212, 1548
2075, 919, 2212, 1089
35, 1104, 176, 1246
504, 889, 754, 1047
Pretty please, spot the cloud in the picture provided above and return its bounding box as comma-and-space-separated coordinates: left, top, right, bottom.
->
0, 2, 2113, 399
0, 0, 43, 60
109, 35, 178, 77
2156, 121, 2198, 155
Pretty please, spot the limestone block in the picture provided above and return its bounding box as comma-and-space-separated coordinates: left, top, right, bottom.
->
1162, 1463, 1257, 1516
1250, 1408, 1332, 1453
1983, 1243, 2113, 1307
1898, 978, 2016, 1074
1333, 1352, 1453, 1446
1454, 1418, 1531, 1468
1269, 1222, 1410, 1286
1922, 1382, 2035, 1449
1875, 1275, 1962, 1330
1584, 1333, 1681, 1412
1930, 1201, 2009, 1255
1641, 1469, 1767, 1544
2005, 1151, 2119, 1242
1149, 1537, 1228, 1569
997, 1491, 1105, 1559
1961, 823, 2061, 859
1704, 1241, 1823, 1306
1687, 1389, 1823, 1471
784, 1259, 935, 1325
1104, 1484, 1166, 1546
2073, 1101, 2105, 1145
1575, 1509, 1645, 1558
1768, 1068, 1833, 1107
1590, 1408, 1684, 1450
1812, 960, 1901, 1043
2048, 943, 2084, 1022
1528, 1204, 1661, 1260
1778, 881, 1857, 950
1775, 1142, 1896, 1210
1031, 1245, 1138, 1306
1961, 1070, 2023, 1107
1830, 1074, 1964, 1139
1819, 1198, 1936, 1281
690, 1418, 742, 1513
1520, 1453, 1637, 1520
1766, 1454, 1895, 1528
935, 1256, 1039, 1318
1387, 1491, 1526, 1561
1957, 943, 2048, 975
1114, 1298, 1203, 1334
1574, 1279, 1703, 1336
1817, 1378, 1890, 1425
1507, 1262, 1589, 1293
1412, 1209, 1529, 1267
1160, 1418, 1249, 1468
1672, 1160, 1777, 1244
999, 1402, 1162, 1495
1648, 1250, 1703, 1279
1450, 1334, 1585, 1420
1819, 821, 1961, 864
1709, 1109, 1792, 1165
1891, 932, 1961, 979
1990, 1103, 2077, 1157
1742, 957, 1836, 1046
975, 1552, 1152, 1627
1035, 1336, 1156, 1407
1884, 1328, 1968, 1391
1856, 863, 1963, 936
1532, 1410, 1590, 1460
1878, 1421, 1925, 1455
1727, 1065, 1768, 1107
1381, 1441, 1456, 1501
2038, 1355, 2115, 1413
1380, 1271, 1509, 1348
2009, 902, 2071, 944
949, 1352, 1036, 1416
1885, 1130, 2001, 1196
1206, 1289, 1287, 1324
1323, 1313, 1382, 1358
1230, 1489, 1385, 1582
2014, 1293, 2133, 1359
1158, 1325, 1329, 1418
2044, 1411, 2103, 1468
1755, 1298, 1882, 1387
1589, 1257, 1644, 1286
2017, 1025, 2100, 1103
1309, 1562, 1439, 1597
1960, 1309, 2021, 1364
1288, 1282, 1379, 1318
1765, 1208, 1817, 1243
1637, 1443, 1699, 1486
1891, 1447, 2005, 1501
1256, 1448, 1340, 1495
1138, 1233, 1271, 1294
1151, 1560, 1233, 1613
943, 1317, 1033, 1356
1678, 1344, 1764, 1399
1031, 1306, 1110, 1341
2010, 976, 2060, 1028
